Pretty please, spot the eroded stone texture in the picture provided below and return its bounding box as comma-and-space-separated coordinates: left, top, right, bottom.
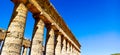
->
30, 19, 45, 55
55, 34, 62, 55
67, 42, 70, 55
62, 38, 66, 55
45, 27, 55, 55
22, 39, 31, 48
1, 3, 28, 55
28, 0, 81, 53
0, 0, 81, 55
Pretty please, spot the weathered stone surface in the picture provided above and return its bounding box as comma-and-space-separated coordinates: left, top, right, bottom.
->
0, 0, 81, 55
45, 27, 55, 55
30, 19, 45, 55
0, 29, 31, 48
28, 0, 81, 51
55, 34, 62, 55
1, 3, 28, 55
62, 38, 66, 55
70, 45, 73, 55
22, 39, 31, 48
67, 42, 70, 55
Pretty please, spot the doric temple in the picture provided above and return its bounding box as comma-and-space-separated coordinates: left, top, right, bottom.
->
0, 0, 81, 55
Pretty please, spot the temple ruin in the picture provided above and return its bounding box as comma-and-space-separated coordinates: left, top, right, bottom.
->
0, 0, 81, 55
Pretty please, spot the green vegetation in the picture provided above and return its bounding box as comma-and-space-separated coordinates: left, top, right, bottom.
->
112, 53, 120, 55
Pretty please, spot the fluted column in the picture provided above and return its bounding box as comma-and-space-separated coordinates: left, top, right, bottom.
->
62, 38, 66, 55
30, 17, 45, 55
67, 42, 70, 55
1, 2, 28, 55
45, 26, 55, 55
55, 33, 62, 55
23, 48, 28, 55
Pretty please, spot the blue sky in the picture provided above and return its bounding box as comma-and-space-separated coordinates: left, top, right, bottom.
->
0, 0, 120, 55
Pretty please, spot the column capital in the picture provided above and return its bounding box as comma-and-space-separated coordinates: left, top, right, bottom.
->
33, 12, 43, 19
22, 39, 31, 48
46, 23, 56, 30
55, 30, 62, 35
62, 36, 67, 40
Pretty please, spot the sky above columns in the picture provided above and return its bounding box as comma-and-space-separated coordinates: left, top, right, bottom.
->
0, 0, 120, 55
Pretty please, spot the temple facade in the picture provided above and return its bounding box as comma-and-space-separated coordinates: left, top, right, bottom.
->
0, 0, 81, 55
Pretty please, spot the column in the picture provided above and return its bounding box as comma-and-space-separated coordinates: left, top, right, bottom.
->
30, 18, 45, 55
23, 48, 28, 55
75, 48, 77, 55
67, 42, 70, 55
1, 2, 28, 55
73, 47, 75, 55
75, 49, 78, 55
62, 38, 66, 55
70, 45, 73, 55
55, 33, 62, 55
45, 26, 55, 55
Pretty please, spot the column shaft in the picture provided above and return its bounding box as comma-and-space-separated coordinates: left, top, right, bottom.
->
30, 19, 45, 55
55, 34, 61, 55
45, 27, 55, 55
23, 48, 28, 55
62, 38, 66, 55
73, 48, 75, 55
1, 3, 28, 55
70, 45, 73, 55
67, 42, 70, 55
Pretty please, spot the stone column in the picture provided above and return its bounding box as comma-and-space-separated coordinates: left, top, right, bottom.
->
30, 18, 45, 55
45, 26, 55, 55
67, 42, 70, 55
1, 3, 28, 55
75, 49, 77, 55
62, 38, 66, 55
23, 47, 28, 55
55, 33, 62, 55
75, 49, 78, 55
73, 48, 77, 55
70, 45, 73, 55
